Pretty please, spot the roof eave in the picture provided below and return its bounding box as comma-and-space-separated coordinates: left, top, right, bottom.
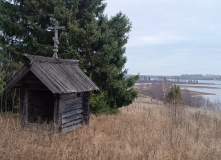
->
4, 65, 30, 91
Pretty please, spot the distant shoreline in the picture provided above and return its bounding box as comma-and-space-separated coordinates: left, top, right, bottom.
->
136, 82, 217, 86
135, 82, 218, 96
187, 90, 216, 96
178, 85, 221, 89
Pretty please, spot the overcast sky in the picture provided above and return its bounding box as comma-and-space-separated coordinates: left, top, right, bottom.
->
105, 0, 221, 75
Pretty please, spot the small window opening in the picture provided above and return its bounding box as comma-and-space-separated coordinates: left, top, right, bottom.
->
77, 93, 81, 97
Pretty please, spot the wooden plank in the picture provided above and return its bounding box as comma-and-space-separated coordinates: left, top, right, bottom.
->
58, 65, 86, 92
54, 94, 59, 125
19, 89, 25, 125
24, 54, 79, 65
62, 114, 83, 124
64, 99, 81, 105
39, 63, 73, 93
50, 64, 78, 93
62, 100, 83, 108
30, 64, 60, 93
62, 118, 83, 128
62, 93, 77, 101
65, 66, 91, 92
74, 66, 99, 90
62, 96, 82, 104
61, 95, 83, 116
62, 98, 83, 105
58, 94, 62, 131
62, 104, 83, 114
60, 94, 84, 132
62, 124, 82, 133
61, 109, 84, 119
62, 115, 83, 126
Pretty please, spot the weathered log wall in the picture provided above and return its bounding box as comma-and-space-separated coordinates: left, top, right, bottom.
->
18, 73, 91, 133
61, 93, 84, 133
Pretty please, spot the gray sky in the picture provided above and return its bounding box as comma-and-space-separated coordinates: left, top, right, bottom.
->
105, 0, 221, 75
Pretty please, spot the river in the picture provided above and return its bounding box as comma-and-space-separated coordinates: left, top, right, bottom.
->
181, 80, 221, 102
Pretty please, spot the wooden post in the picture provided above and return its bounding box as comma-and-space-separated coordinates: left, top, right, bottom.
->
54, 94, 61, 131
58, 94, 62, 131
83, 92, 90, 125
19, 89, 25, 125
25, 88, 28, 124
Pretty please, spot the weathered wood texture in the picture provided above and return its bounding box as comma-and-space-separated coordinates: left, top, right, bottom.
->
19, 88, 25, 125
25, 89, 28, 124
4, 54, 98, 133
53, 94, 60, 128
61, 93, 84, 133
61, 124, 82, 133
24, 53, 79, 65
27, 90, 54, 124
83, 92, 90, 125
30, 64, 59, 93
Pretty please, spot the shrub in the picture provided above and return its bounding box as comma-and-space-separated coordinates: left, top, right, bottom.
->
165, 85, 184, 106
90, 92, 119, 115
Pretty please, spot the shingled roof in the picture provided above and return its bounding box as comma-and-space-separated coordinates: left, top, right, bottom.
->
4, 54, 99, 93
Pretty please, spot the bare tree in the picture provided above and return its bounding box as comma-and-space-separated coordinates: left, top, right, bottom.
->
182, 89, 192, 106
148, 78, 171, 101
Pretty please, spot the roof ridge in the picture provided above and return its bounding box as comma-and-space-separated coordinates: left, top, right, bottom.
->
23, 54, 79, 65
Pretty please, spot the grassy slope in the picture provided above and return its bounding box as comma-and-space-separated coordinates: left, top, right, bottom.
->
1, 89, 221, 159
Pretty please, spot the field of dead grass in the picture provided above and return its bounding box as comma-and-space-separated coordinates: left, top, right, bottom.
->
1, 94, 221, 159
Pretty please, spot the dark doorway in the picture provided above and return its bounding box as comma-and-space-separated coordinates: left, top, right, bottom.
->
27, 89, 54, 124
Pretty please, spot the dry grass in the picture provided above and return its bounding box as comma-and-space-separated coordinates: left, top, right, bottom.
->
1, 95, 221, 159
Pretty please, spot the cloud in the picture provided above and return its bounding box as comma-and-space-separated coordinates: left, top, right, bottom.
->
127, 33, 189, 47
105, 0, 221, 75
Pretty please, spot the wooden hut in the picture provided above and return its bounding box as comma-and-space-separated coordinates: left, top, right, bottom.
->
4, 54, 99, 133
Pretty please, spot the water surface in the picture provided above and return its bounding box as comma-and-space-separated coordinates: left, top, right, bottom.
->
181, 80, 221, 102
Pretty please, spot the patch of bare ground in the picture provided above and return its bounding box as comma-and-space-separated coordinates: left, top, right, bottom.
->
1, 93, 221, 159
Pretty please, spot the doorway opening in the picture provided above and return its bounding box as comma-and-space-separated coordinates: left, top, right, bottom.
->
27, 89, 54, 124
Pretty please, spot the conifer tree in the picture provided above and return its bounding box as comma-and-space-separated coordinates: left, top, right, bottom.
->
165, 85, 184, 106
0, 0, 138, 112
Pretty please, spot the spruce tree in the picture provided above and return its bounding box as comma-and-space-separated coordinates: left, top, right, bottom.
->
0, 0, 138, 113
165, 85, 184, 106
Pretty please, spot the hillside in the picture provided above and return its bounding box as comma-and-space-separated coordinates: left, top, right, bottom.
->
1, 87, 221, 159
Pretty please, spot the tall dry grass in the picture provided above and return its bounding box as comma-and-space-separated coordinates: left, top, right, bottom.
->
1, 95, 221, 160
